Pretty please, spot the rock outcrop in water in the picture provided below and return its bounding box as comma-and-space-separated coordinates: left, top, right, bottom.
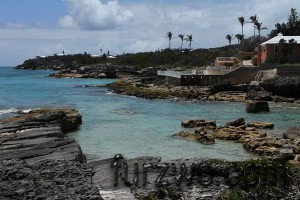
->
176, 118, 300, 161
245, 100, 270, 113
0, 108, 84, 164
260, 77, 300, 99
0, 108, 103, 199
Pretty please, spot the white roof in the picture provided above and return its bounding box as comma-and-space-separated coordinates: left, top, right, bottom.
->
261, 35, 300, 45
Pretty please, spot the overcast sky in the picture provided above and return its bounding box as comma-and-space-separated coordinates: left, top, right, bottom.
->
0, 0, 299, 66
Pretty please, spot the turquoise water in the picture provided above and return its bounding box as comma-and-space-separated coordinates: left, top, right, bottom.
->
1, 67, 299, 161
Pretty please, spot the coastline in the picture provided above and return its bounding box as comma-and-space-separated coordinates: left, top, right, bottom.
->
0, 108, 84, 163
0, 108, 103, 199
107, 77, 300, 104
2, 66, 299, 199
0, 107, 299, 199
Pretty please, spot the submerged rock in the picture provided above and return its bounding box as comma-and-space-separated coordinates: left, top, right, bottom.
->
174, 129, 215, 145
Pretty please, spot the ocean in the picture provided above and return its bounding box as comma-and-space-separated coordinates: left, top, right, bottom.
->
1, 66, 299, 161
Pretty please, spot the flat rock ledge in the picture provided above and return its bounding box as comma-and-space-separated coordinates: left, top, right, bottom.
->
176, 118, 300, 162
0, 108, 103, 199
0, 108, 84, 164
108, 78, 300, 103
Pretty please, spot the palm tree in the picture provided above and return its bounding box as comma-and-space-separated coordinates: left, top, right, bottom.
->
185, 35, 193, 49
226, 34, 233, 45
249, 15, 259, 38
178, 34, 185, 50
254, 21, 267, 38
238, 16, 246, 35
235, 34, 244, 44
166, 31, 173, 49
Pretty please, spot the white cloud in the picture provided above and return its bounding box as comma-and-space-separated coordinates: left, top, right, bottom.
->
5, 23, 26, 30
59, 0, 133, 30
1, 0, 299, 65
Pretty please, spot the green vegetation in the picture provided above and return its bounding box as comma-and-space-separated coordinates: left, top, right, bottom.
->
17, 53, 107, 70
137, 187, 184, 200
269, 8, 300, 37
17, 47, 231, 70
79, 188, 88, 195
220, 159, 298, 200
110, 48, 222, 69
133, 159, 299, 200
37, 174, 55, 181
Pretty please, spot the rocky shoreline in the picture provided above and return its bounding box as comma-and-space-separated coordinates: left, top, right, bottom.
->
1, 108, 299, 199
175, 118, 300, 162
0, 108, 84, 164
0, 108, 102, 199
107, 77, 300, 103
48, 64, 139, 79
91, 155, 300, 199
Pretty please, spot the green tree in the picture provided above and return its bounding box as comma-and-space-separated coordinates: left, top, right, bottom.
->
249, 15, 259, 38
269, 8, 300, 37
254, 21, 267, 38
178, 34, 185, 50
166, 31, 174, 49
235, 34, 244, 44
185, 35, 193, 49
278, 38, 297, 63
238, 16, 246, 35
226, 34, 233, 45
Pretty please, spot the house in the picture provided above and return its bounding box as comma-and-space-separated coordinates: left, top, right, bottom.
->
257, 33, 300, 65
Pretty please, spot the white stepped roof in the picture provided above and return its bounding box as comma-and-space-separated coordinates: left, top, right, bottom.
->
261, 35, 300, 45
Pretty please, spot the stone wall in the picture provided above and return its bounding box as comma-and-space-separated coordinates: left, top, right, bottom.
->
161, 65, 300, 86
224, 67, 260, 84
156, 76, 181, 86
181, 75, 226, 86
180, 67, 260, 86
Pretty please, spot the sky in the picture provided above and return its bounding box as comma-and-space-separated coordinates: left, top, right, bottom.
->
0, 0, 299, 66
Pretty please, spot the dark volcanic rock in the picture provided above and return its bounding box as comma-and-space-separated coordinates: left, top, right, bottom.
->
246, 101, 270, 113
260, 77, 300, 99
246, 90, 273, 101
0, 159, 102, 200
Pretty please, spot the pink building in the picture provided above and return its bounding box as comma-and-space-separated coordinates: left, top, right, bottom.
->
257, 34, 300, 65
